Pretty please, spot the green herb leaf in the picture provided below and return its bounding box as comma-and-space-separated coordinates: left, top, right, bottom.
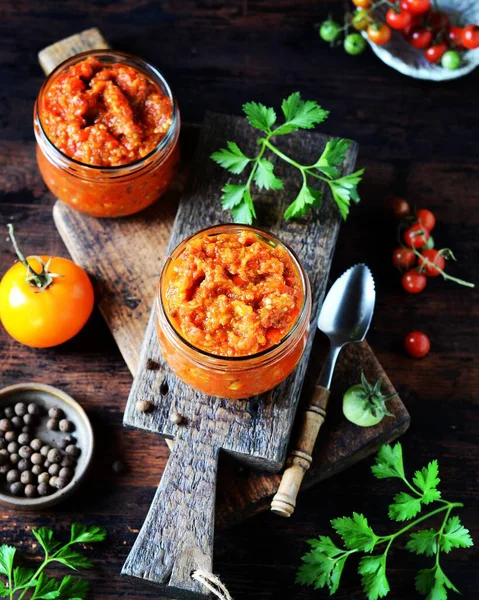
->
284, 184, 322, 220
253, 159, 283, 190
328, 168, 364, 220
211, 142, 251, 174
440, 516, 473, 553
32, 528, 62, 555
14, 566, 38, 588
389, 492, 422, 522
53, 548, 93, 571
306, 535, 344, 557
331, 512, 378, 551
413, 460, 441, 504
0, 545, 15, 578
57, 575, 90, 599
274, 92, 329, 135
296, 537, 348, 594
70, 524, 107, 545
228, 186, 256, 225
31, 573, 60, 600
221, 184, 248, 210
371, 443, 405, 480
415, 565, 459, 599
243, 101, 276, 132
0, 581, 10, 598
406, 529, 438, 556
358, 555, 390, 600
315, 138, 352, 178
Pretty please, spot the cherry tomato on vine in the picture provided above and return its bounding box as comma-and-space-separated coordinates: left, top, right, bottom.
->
418, 249, 446, 276
407, 27, 433, 48
0, 228, 94, 348
425, 43, 448, 63
448, 26, 464, 47
367, 23, 392, 45
403, 15, 423, 36
393, 247, 416, 270
416, 208, 436, 231
403, 0, 431, 15
344, 33, 368, 54
402, 269, 427, 293
404, 331, 430, 358
390, 196, 410, 218
320, 19, 342, 42
461, 24, 479, 49
442, 49, 462, 70
403, 223, 430, 249
386, 9, 413, 31
352, 0, 372, 8
352, 9, 372, 31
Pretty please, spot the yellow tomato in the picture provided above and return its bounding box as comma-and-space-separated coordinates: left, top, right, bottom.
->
0, 256, 94, 348
352, 0, 372, 8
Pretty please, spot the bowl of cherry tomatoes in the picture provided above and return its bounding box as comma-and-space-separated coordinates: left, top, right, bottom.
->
319, 0, 479, 80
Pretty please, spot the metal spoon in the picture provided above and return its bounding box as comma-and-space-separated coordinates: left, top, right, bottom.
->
271, 263, 376, 517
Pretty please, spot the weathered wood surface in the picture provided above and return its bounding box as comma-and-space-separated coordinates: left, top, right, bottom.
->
1, 2, 477, 599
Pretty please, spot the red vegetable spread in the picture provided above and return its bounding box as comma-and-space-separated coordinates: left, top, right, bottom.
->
41, 56, 173, 167
164, 231, 303, 357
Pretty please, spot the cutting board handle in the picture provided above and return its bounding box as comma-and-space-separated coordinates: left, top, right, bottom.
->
122, 437, 219, 599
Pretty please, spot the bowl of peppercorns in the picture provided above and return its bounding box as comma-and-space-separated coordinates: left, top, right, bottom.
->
0, 383, 94, 509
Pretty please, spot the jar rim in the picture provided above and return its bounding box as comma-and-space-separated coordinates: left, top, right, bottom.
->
157, 224, 312, 364
34, 49, 180, 174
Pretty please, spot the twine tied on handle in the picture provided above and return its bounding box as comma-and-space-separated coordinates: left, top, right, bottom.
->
191, 569, 233, 600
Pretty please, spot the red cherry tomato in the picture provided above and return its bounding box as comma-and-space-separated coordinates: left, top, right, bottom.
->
418, 249, 445, 276
404, 331, 430, 358
393, 247, 416, 270
403, 223, 430, 249
416, 208, 436, 231
425, 43, 448, 63
407, 27, 433, 48
403, 15, 423, 36
462, 24, 479, 49
404, 0, 431, 15
367, 23, 392, 45
402, 269, 427, 293
448, 26, 464, 47
386, 9, 413, 30
428, 11, 450, 32
390, 196, 411, 218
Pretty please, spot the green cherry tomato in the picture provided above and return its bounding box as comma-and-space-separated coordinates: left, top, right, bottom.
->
441, 50, 462, 70
344, 33, 367, 55
343, 384, 384, 426
352, 10, 371, 31
319, 20, 341, 42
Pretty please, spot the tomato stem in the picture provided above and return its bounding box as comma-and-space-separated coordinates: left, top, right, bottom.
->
413, 247, 474, 288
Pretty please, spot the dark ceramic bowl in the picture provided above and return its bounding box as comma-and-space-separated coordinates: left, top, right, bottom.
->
0, 383, 94, 509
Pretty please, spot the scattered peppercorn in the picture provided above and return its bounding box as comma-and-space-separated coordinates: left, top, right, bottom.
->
55, 477, 68, 490
19, 446, 32, 460
7, 442, 18, 454
59, 419, 73, 433
47, 418, 59, 431
23, 414, 34, 426
25, 484, 36, 498
10, 482, 24, 496
18, 433, 30, 445
18, 459, 31, 472
48, 464, 61, 476
65, 445, 81, 458
20, 471, 35, 485
4, 407, 14, 419
59, 467, 73, 480
136, 399, 152, 413
32, 464, 42, 476
112, 460, 125, 474
11, 416, 23, 429
14, 403, 27, 417
47, 448, 61, 464
37, 482, 49, 496
31, 453, 43, 466
146, 358, 160, 370
27, 403, 39, 415
30, 438, 42, 452
6, 470, 20, 483
0, 419, 12, 432
49, 476, 58, 488
38, 472, 49, 485
5, 431, 17, 442
48, 407, 64, 420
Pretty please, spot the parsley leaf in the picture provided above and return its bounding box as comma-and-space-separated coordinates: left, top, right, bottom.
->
415, 565, 459, 599
57, 575, 90, 599
0, 545, 15, 578
211, 142, 251, 174
328, 168, 364, 220
14, 566, 37, 588
388, 492, 423, 522
274, 92, 329, 135
69, 524, 107, 545
242, 101, 276, 132
253, 159, 283, 190
371, 442, 405, 480
296, 536, 348, 594
440, 516, 473, 553
221, 184, 248, 210
32, 528, 62, 555
284, 184, 322, 220
314, 138, 352, 179
0, 581, 9, 598
413, 460, 441, 505
31, 573, 60, 600
358, 555, 390, 600
53, 548, 93, 571
406, 529, 438, 556
331, 512, 378, 551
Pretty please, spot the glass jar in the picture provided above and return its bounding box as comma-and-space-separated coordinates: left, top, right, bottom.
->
34, 50, 180, 218
156, 225, 312, 399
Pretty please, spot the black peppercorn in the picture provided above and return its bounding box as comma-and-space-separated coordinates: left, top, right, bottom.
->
21, 426, 30, 433
20, 471, 35, 485
47, 448, 61, 464
5, 431, 17, 443
65, 445, 81, 458
25, 484, 36, 498
59, 419, 73, 433
48, 463, 61, 476
55, 477, 68, 490
11, 416, 23, 429
9, 453, 19, 465
17, 459, 31, 472
10, 482, 24, 496
27, 403, 39, 416
0, 449, 8, 458
49, 476, 58, 488
48, 407, 64, 420
4, 407, 14, 419
19, 446, 33, 460
7, 442, 19, 454
46, 418, 58, 431
31, 453, 43, 466
61, 456, 76, 468
40, 445, 51, 457
59, 467, 73, 480
32, 464, 42, 476
37, 482, 49, 496
23, 414, 34, 426
30, 438, 42, 452
18, 433, 30, 445
0, 419, 12, 432
6, 469, 20, 483
14, 403, 27, 417
38, 472, 49, 485
136, 399, 152, 413
43, 460, 51, 469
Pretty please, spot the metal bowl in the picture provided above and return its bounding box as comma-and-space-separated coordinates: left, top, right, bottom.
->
363, 0, 479, 81
0, 383, 94, 509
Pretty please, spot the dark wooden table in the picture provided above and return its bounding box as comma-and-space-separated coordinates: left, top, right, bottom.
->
0, 2, 477, 599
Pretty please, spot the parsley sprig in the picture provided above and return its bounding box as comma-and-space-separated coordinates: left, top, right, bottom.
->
297, 443, 473, 600
0, 523, 106, 600
211, 92, 365, 224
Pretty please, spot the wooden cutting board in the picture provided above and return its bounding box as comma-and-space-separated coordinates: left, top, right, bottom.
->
44, 27, 410, 580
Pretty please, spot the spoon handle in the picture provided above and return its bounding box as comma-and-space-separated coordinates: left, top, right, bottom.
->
270, 385, 330, 517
